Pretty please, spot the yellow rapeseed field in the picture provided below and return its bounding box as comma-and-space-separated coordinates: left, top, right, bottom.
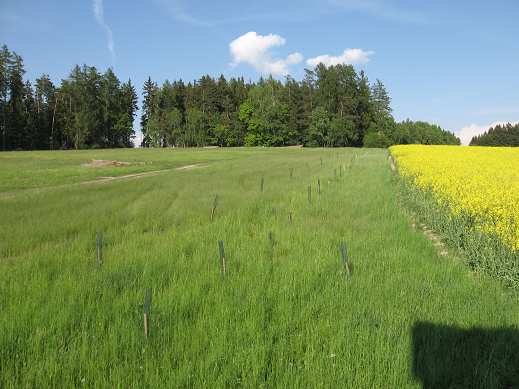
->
390, 145, 519, 250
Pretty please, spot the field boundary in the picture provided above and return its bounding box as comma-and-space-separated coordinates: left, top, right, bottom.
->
389, 155, 448, 257
395, 175, 519, 289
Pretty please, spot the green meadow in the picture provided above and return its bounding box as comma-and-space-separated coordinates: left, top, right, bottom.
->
1, 148, 518, 388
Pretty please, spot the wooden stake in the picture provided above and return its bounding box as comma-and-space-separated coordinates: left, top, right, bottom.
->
96, 232, 103, 265
339, 242, 351, 277
268, 231, 275, 257
143, 288, 152, 338
317, 179, 321, 195
210, 194, 219, 222
218, 240, 226, 275
289, 167, 294, 179
260, 177, 264, 193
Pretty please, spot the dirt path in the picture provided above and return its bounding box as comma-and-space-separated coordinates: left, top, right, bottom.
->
81, 164, 206, 185
0, 163, 208, 199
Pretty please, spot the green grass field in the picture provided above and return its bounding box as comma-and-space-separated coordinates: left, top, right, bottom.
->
1, 148, 518, 388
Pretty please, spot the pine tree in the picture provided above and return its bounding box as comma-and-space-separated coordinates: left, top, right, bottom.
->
282, 75, 305, 145
371, 79, 392, 121
0, 45, 11, 151
356, 70, 373, 146
140, 77, 158, 147
6, 52, 26, 150
119, 79, 138, 147
34, 75, 55, 149
99, 68, 121, 147
22, 80, 37, 149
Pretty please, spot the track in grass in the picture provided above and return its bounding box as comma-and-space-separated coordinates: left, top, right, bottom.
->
0, 148, 518, 388
0, 163, 209, 199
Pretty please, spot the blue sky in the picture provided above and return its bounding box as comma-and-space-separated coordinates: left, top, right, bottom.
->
1, 0, 518, 144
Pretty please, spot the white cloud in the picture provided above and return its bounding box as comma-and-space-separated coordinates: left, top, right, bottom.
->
286, 52, 304, 65
306, 48, 374, 67
229, 32, 303, 76
458, 121, 519, 145
93, 0, 116, 66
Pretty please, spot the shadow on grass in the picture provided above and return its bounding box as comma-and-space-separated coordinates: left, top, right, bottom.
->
412, 322, 519, 389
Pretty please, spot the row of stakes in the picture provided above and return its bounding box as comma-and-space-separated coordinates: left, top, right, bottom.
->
95, 232, 352, 338
264, 165, 347, 204
210, 165, 349, 222
94, 159, 355, 338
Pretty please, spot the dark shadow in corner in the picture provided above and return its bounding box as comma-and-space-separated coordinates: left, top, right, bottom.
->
412, 322, 519, 389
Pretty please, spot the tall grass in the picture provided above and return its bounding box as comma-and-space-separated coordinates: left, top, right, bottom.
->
1, 148, 518, 387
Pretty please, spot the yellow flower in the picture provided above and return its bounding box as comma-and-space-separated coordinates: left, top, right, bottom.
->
390, 145, 519, 250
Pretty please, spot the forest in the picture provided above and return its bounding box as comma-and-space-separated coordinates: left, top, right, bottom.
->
0, 45, 138, 150
0, 43, 459, 151
469, 123, 519, 146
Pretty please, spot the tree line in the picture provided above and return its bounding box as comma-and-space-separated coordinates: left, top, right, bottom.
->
1, 43, 459, 151
0, 44, 137, 151
470, 123, 519, 146
141, 66, 460, 147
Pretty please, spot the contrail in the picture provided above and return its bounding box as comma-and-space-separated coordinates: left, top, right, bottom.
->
93, 0, 116, 67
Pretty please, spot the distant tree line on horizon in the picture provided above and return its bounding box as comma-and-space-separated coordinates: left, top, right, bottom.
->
141, 67, 460, 148
0, 44, 137, 150
469, 123, 519, 146
1, 43, 459, 151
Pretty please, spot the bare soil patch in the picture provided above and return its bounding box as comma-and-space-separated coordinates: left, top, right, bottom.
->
174, 164, 207, 171
388, 155, 397, 172
80, 163, 208, 184
82, 159, 144, 168
412, 222, 449, 257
